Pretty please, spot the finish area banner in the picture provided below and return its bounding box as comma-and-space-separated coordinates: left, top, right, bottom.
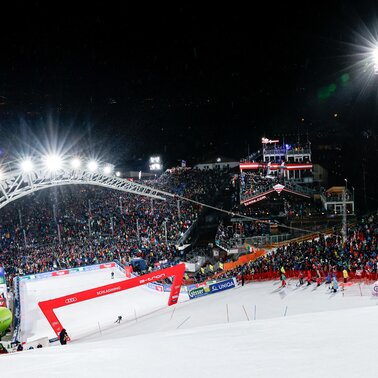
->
38, 263, 185, 338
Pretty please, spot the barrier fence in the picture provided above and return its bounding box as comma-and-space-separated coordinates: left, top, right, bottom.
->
240, 269, 378, 283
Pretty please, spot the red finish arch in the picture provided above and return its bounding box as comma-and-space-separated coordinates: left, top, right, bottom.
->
38, 263, 186, 339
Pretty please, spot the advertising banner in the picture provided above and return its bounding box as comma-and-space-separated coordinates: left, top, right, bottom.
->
209, 278, 235, 293
372, 280, 378, 296
188, 278, 236, 300
52, 270, 69, 277
100, 262, 115, 269
125, 265, 133, 278
0, 268, 5, 285
188, 286, 209, 299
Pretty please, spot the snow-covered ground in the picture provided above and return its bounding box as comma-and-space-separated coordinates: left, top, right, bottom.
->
4, 270, 378, 377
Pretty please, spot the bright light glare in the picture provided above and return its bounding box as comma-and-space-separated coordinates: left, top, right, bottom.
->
44, 155, 63, 171
115, 171, 121, 177
373, 48, 378, 73
87, 160, 98, 171
21, 159, 33, 172
71, 158, 81, 169
150, 163, 162, 170
103, 165, 113, 175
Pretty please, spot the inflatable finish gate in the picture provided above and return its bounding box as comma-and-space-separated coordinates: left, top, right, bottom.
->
38, 263, 185, 338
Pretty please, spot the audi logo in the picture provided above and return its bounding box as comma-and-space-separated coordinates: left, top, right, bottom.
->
65, 297, 78, 304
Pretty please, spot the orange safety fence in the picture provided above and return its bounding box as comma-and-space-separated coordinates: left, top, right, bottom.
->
223, 249, 267, 271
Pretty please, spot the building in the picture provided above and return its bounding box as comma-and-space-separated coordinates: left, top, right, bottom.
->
195, 156, 239, 170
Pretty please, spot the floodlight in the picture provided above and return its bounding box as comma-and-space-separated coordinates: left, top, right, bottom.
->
103, 165, 113, 175
21, 159, 33, 172
373, 48, 378, 74
71, 157, 81, 169
87, 160, 98, 172
115, 171, 121, 177
150, 163, 162, 170
44, 155, 63, 171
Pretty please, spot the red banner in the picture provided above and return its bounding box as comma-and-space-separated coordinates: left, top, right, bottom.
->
38, 263, 185, 339
100, 262, 115, 269
52, 270, 69, 277
125, 265, 133, 278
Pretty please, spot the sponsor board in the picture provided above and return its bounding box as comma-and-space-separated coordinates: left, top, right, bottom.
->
188, 278, 236, 300
209, 278, 235, 293
0, 267, 5, 285
52, 270, 69, 277
83, 265, 101, 272
188, 287, 207, 299
147, 283, 164, 292
372, 280, 378, 296
100, 262, 115, 269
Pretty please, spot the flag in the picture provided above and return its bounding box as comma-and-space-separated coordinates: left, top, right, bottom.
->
245, 243, 253, 253
280, 266, 285, 274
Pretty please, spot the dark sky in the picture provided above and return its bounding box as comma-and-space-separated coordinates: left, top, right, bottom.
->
1, 1, 378, 172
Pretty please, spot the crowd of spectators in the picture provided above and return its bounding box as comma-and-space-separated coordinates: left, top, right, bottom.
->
211, 214, 378, 282
0, 168, 228, 286
215, 221, 270, 250
240, 172, 281, 201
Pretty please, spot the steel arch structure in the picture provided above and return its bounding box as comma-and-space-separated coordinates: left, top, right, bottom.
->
0, 165, 170, 209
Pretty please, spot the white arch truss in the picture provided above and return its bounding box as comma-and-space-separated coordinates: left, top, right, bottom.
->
0, 165, 169, 210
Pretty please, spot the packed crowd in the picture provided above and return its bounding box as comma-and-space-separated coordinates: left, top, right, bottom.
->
215, 221, 270, 250
0, 168, 228, 285
240, 172, 281, 200
213, 214, 378, 282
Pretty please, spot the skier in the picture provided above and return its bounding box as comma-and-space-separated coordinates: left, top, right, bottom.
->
111, 271, 115, 279
280, 272, 286, 288
115, 315, 122, 324
59, 329, 69, 345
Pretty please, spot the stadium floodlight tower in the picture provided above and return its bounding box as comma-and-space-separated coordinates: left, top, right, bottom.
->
149, 156, 163, 171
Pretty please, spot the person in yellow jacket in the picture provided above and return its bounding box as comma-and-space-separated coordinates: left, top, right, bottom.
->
343, 269, 349, 284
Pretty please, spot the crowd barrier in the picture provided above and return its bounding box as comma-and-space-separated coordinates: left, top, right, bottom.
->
223, 249, 267, 271
240, 269, 378, 282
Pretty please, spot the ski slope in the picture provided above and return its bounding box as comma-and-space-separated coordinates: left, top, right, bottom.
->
19, 267, 177, 342
5, 272, 378, 377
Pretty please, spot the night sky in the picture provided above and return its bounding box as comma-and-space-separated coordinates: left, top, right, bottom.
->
0, 1, 378, 191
